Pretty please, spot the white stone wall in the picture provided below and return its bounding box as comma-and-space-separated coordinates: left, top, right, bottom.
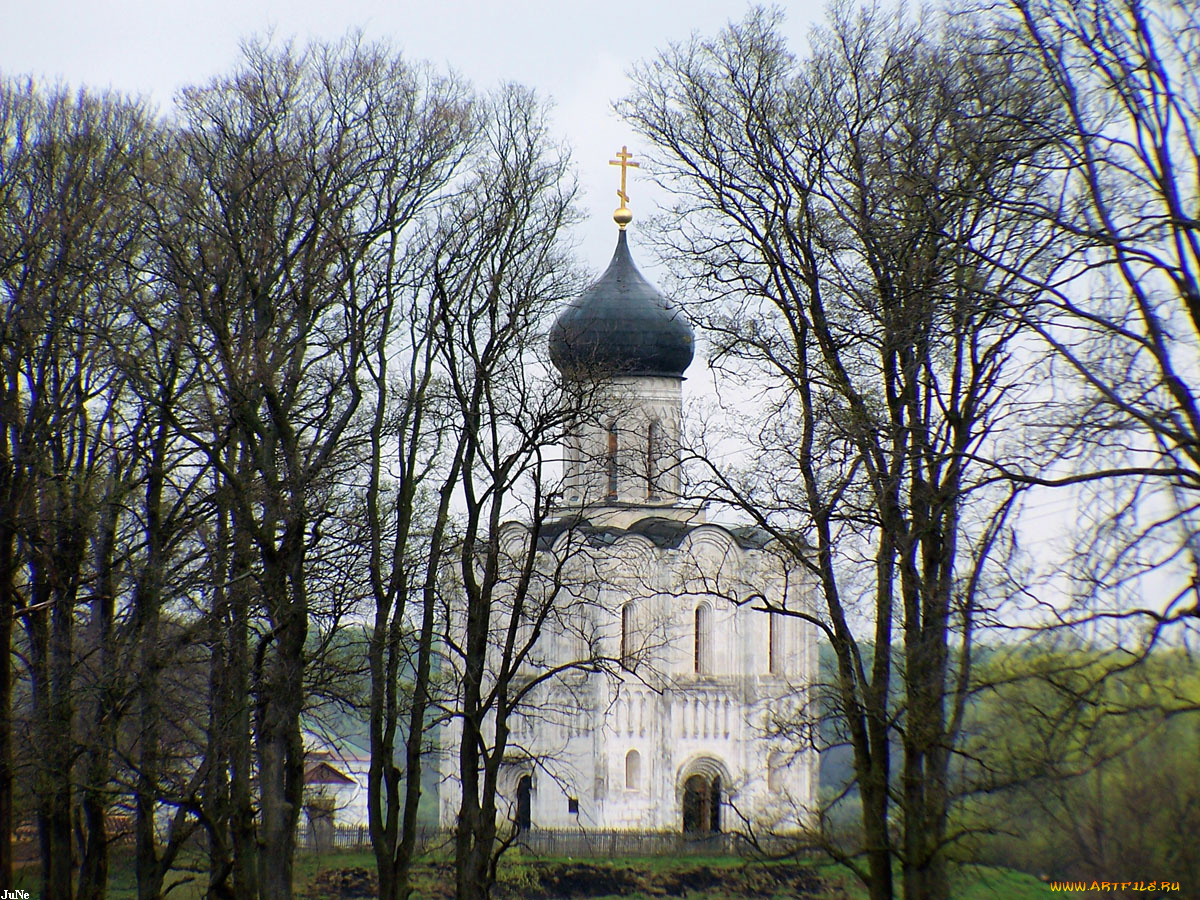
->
439, 520, 820, 835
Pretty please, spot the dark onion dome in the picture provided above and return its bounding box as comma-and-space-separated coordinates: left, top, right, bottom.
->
534, 515, 789, 552
549, 230, 694, 378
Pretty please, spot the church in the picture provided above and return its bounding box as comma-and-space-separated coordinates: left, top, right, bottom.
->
438, 149, 819, 838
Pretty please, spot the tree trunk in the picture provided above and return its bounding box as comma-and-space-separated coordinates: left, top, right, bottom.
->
254, 564, 306, 900
78, 472, 123, 900
203, 505, 235, 900
0, 524, 14, 886
454, 617, 492, 900
228, 507, 260, 900
77, 795, 109, 900
31, 581, 76, 900
134, 586, 162, 900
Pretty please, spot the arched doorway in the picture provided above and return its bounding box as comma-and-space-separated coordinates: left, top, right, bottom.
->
515, 775, 532, 832
682, 773, 721, 835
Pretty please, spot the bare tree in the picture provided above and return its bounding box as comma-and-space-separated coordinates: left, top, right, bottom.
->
987, 0, 1200, 634
147, 37, 472, 900
115, 184, 214, 900
621, 7, 1061, 900
346, 64, 474, 900
0, 79, 155, 900
0, 77, 39, 890
418, 86, 591, 900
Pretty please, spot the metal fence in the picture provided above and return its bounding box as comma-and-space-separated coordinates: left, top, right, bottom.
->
514, 829, 741, 858
297, 824, 368, 852
296, 824, 445, 854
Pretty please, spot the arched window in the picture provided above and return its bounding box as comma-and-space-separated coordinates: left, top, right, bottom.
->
516, 775, 532, 832
767, 751, 786, 793
646, 420, 661, 500
606, 422, 619, 499
567, 604, 589, 664
620, 602, 635, 668
768, 613, 783, 675
694, 603, 712, 674
625, 749, 641, 790
566, 436, 582, 503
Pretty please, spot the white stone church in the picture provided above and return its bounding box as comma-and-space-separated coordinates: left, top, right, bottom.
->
438, 186, 819, 838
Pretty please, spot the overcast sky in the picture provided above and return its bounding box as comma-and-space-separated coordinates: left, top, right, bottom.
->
1, 1, 1147, 604
1, 0, 826, 271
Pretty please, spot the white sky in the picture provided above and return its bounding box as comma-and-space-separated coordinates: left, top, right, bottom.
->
0, 0, 829, 522
0, 0, 826, 271
5, 1, 1187, 634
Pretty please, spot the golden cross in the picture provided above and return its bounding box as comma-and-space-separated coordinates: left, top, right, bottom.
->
609, 145, 640, 207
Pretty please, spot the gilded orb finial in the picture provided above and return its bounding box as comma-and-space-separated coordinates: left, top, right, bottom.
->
609, 145, 640, 229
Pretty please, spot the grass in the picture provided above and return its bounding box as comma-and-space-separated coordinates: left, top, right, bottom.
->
61, 849, 380, 900
18, 849, 1084, 899
952, 866, 1075, 900
815, 860, 1082, 900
